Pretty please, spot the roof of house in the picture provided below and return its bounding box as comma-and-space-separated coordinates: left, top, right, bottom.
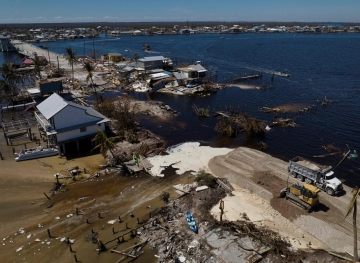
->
173, 72, 188, 80
108, 52, 122, 56
150, 72, 172, 81
37, 93, 110, 123
190, 64, 207, 72
138, 56, 166, 62
178, 64, 207, 73
22, 58, 34, 65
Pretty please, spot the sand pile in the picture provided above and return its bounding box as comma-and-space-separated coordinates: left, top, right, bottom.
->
147, 142, 233, 177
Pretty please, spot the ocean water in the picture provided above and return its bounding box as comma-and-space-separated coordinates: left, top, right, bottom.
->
1, 33, 360, 186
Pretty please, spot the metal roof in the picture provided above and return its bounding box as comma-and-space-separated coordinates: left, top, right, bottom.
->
37, 93, 110, 123
37, 93, 68, 119
108, 52, 122, 56
138, 56, 166, 62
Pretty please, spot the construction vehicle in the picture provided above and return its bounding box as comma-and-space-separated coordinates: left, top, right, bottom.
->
280, 183, 320, 211
288, 156, 343, 196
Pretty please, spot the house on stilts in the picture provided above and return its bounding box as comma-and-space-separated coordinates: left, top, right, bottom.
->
34, 93, 110, 155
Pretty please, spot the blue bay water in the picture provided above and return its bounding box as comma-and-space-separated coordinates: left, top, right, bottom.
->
1, 33, 360, 186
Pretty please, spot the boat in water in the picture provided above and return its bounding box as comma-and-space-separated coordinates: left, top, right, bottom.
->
186, 211, 198, 233
143, 43, 151, 51
15, 146, 59, 162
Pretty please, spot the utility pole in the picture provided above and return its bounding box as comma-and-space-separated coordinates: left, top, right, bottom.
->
47, 42, 51, 65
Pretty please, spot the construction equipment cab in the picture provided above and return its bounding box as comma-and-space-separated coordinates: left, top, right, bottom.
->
280, 183, 320, 212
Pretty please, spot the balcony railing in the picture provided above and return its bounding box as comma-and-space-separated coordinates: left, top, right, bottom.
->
34, 111, 55, 132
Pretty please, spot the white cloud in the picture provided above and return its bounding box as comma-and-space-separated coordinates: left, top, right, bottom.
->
35, 16, 47, 21
75, 16, 95, 20
103, 16, 119, 20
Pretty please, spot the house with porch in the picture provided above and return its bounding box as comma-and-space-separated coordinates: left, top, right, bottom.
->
176, 63, 207, 85
35, 93, 110, 155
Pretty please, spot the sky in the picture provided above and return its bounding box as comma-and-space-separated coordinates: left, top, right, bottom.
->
0, 0, 359, 24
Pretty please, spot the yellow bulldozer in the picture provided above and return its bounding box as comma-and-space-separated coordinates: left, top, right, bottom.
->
280, 183, 320, 212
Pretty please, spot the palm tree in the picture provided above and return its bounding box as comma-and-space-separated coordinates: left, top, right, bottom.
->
133, 52, 138, 67
345, 187, 360, 263
32, 56, 42, 80
91, 130, 118, 163
65, 47, 78, 80
83, 61, 99, 107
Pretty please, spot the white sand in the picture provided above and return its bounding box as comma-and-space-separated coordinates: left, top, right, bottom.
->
293, 215, 353, 252
147, 142, 232, 177
210, 185, 326, 250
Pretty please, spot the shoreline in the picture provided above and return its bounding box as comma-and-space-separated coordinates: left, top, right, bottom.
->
0, 139, 357, 262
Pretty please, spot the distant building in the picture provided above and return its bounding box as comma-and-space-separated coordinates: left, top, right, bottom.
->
0, 34, 16, 52
101, 52, 123, 62
149, 71, 174, 90
175, 63, 207, 86
137, 56, 173, 71
177, 63, 207, 79
35, 93, 110, 154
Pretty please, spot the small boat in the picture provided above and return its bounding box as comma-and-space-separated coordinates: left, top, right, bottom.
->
274, 71, 291, 77
143, 44, 151, 51
186, 211, 198, 233
15, 146, 59, 162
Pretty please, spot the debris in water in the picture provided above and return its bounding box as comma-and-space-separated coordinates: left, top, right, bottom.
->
16, 246, 23, 252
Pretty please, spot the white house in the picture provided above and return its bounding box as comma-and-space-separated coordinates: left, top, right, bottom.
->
35, 93, 110, 155
177, 63, 207, 80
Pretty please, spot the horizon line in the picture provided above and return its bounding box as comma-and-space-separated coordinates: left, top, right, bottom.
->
0, 20, 359, 26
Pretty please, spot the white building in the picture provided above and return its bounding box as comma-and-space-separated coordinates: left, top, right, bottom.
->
35, 93, 110, 155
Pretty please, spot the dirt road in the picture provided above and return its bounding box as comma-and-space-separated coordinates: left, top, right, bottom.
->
209, 147, 359, 254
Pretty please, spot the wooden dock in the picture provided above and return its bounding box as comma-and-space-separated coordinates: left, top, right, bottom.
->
233, 75, 260, 82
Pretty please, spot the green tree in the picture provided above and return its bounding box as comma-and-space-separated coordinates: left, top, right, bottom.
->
91, 130, 118, 163
345, 187, 360, 263
0, 63, 20, 103
65, 47, 79, 80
